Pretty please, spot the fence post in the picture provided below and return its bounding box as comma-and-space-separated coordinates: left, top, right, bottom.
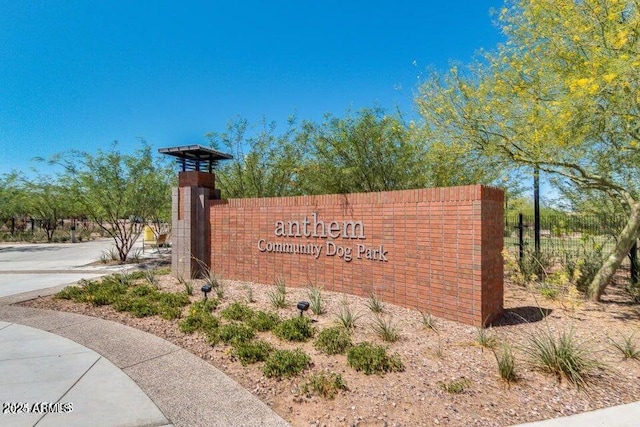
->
517, 213, 524, 262
631, 240, 638, 286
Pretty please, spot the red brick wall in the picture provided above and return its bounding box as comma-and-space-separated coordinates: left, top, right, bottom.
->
207, 185, 504, 326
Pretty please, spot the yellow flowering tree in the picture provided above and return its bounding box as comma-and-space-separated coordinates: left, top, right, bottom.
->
417, 0, 640, 300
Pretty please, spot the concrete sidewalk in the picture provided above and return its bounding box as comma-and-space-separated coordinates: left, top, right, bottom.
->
0, 295, 290, 427
0, 321, 171, 427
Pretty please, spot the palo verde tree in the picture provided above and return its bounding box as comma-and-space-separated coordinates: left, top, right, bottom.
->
417, 0, 640, 300
49, 142, 170, 262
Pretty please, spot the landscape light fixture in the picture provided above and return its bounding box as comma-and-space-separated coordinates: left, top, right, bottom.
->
201, 284, 212, 300
297, 301, 310, 317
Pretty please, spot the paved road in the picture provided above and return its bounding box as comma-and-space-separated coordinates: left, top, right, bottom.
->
0, 240, 119, 297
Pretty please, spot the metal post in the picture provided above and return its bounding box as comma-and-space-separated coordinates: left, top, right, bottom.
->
518, 213, 524, 262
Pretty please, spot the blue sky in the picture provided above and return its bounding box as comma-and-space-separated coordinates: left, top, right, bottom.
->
0, 1, 505, 176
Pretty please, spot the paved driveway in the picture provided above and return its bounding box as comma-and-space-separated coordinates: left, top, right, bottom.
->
0, 239, 123, 297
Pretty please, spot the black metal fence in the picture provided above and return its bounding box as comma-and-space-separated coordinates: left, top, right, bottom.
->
504, 212, 638, 284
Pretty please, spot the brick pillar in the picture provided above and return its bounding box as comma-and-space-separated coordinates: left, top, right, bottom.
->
172, 171, 215, 279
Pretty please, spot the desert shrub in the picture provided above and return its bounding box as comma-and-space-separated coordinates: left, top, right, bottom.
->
609, 333, 640, 360
244, 283, 255, 303
314, 326, 352, 355
84, 280, 127, 306
129, 284, 156, 298
565, 241, 605, 293
263, 349, 311, 378
438, 378, 471, 394
218, 323, 256, 345
371, 316, 400, 342
221, 301, 255, 322
524, 327, 603, 389
247, 310, 281, 331
126, 297, 159, 317
144, 269, 158, 287
420, 311, 439, 333
476, 327, 498, 349
494, 345, 517, 385
268, 278, 287, 308
232, 340, 274, 365
55, 285, 85, 302
366, 292, 384, 313
307, 286, 325, 315
301, 372, 347, 399
179, 301, 219, 334
159, 305, 183, 320
335, 302, 361, 330
183, 281, 194, 296
347, 342, 404, 375
273, 316, 314, 342
157, 292, 190, 307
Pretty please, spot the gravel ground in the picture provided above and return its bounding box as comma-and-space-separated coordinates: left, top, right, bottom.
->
21, 273, 640, 427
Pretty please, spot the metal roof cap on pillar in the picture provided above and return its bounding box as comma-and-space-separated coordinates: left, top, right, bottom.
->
158, 145, 233, 172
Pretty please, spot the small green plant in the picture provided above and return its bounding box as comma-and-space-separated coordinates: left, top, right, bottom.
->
99, 248, 119, 264
434, 337, 445, 358
268, 278, 287, 308
263, 349, 311, 378
366, 292, 384, 313
232, 340, 274, 365
179, 300, 219, 334
301, 372, 348, 399
476, 327, 498, 349
155, 267, 172, 275
144, 269, 158, 288
218, 323, 256, 345
128, 248, 143, 263
315, 326, 352, 355
538, 282, 560, 300
609, 333, 640, 360
371, 316, 400, 342
307, 285, 325, 315
420, 311, 439, 333
347, 342, 404, 375
124, 297, 158, 317
274, 316, 314, 342
55, 285, 86, 302
221, 301, 255, 322
198, 262, 225, 299
247, 310, 281, 332
524, 326, 603, 389
335, 302, 361, 330
438, 378, 471, 394
244, 283, 255, 303
494, 345, 517, 385
184, 281, 194, 296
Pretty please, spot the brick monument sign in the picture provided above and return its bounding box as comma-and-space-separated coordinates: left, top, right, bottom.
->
162, 145, 504, 327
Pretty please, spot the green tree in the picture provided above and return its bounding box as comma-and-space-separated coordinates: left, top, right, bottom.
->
22, 175, 73, 242
207, 116, 304, 198
298, 107, 428, 194
0, 173, 24, 232
416, 0, 640, 300
49, 142, 170, 262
